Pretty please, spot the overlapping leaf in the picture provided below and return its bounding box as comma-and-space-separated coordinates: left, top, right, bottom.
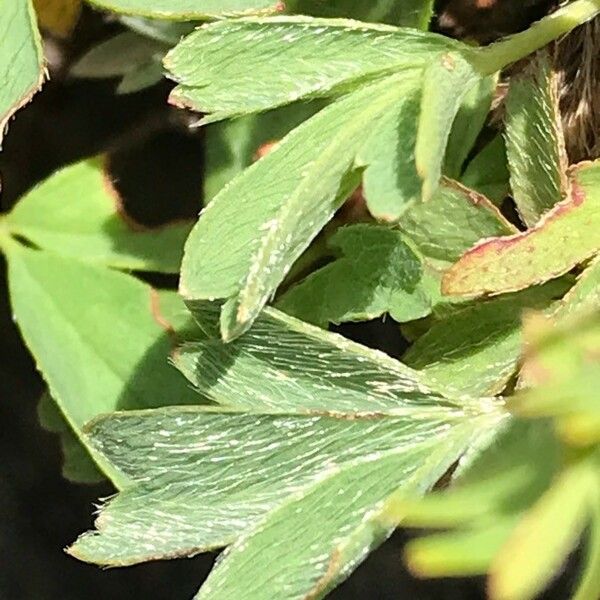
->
0, 0, 45, 143
165, 17, 463, 122
403, 282, 569, 397
174, 301, 472, 414
87, 0, 282, 19
69, 406, 488, 568
6, 245, 201, 487
34, 0, 82, 37
504, 51, 567, 227
444, 160, 600, 297
278, 224, 437, 327
179, 73, 420, 341
5, 158, 192, 272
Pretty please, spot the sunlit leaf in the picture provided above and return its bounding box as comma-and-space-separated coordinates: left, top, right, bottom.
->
165, 16, 462, 122
443, 160, 600, 297
6, 158, 192, 273
6, 246, 202, 486
0, 0, 45, 144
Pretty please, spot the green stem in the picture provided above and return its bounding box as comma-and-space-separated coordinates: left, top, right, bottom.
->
473, 0, 600, 74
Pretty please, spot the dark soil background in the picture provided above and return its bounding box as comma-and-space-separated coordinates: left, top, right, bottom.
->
0, 4, 581, 599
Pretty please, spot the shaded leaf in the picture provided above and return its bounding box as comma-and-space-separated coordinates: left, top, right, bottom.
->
444, 74, 496, 180
6, 158, 192, 273
174, 302, 473, 414
70, 32, 166, 79
287, 0, 435, 28
403, 283, 568, 397
278, 224, 437, 327
38, 391, 104, 484
87, 0, 283, 19
165, 16, 462, 122
461, 135, 510, 204
443, 160, 600, 297
0, 0, 45, 144
6, 246, 203, 486
357, 88, 421, 221
504, 51, 567, 227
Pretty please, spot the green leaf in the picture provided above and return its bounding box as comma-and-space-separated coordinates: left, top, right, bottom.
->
193, 423, 480, 600
574, 484, 600, 600
398, 178, 517, 268
287, 0, 435, 28
204, 102, 321, 202
444, 74, 496, 180
403, 420, 563, 578
70, 32, 166, 79
403, 283, 568, 397
38, 392, 104, 484
489, 461, 596, 600
444, 160, 600, 297
86, 0, 283, 19
174, 302, 472, 414
357, 87, 421, 221
461, 135, 510, 205
277, 224, 436, 327
514, 311, 600, 446
0, 0, 45, 144
504, 51, 567, 227
68, 406, 489, 567
179, 72, 422, 341
551, 255, 600, 320
165, 16, 461, 122
416, 51, 481, 201
5, 158, 192, 273
6, 246, 203, 486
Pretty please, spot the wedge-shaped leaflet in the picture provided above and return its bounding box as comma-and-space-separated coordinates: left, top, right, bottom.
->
194, 423, 481, 600
398, 179, 516, 268
180, 73, 422, 341
87, 0, 281, 19
165, 16, 462, 121
402, 421, 562, 577
278, 225, 437, 327
0, 0, 45, 142
5, 158, 192, 272
69, 406, 488, 568
6, 246, 201, 486
504, 51, 567, 227
444, 160, 600, 297
174, 301, 472, 413
404, 283, 568, 397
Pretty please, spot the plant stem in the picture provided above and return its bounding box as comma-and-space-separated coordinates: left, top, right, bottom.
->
473, 0, 600, 74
